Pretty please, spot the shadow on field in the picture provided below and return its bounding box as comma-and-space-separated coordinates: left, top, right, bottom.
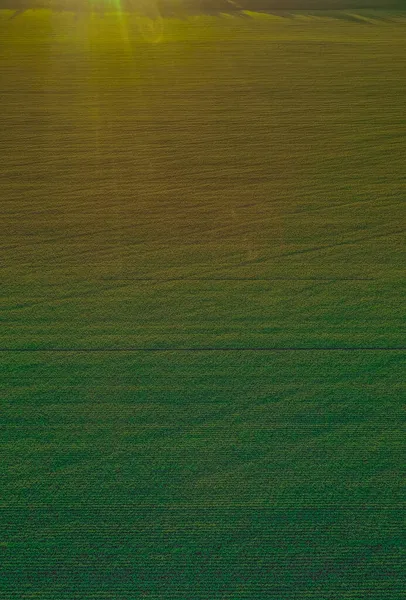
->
2, 0, 406, 19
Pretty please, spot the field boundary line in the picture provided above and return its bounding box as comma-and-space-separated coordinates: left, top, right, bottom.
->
1, 347, 405, 352
101, 277, 377, 282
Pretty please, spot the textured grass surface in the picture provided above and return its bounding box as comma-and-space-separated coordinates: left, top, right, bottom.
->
1, 11, 405, 599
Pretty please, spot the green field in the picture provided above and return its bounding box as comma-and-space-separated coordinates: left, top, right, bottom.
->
1, 10, 405, 599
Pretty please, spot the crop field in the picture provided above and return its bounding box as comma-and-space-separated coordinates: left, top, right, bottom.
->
1, 8, 405, 599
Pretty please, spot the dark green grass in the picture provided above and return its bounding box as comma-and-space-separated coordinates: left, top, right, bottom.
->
1, 351, 405, 598
1, 11, 405, 599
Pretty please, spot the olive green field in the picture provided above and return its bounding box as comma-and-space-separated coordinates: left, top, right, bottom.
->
1, 9, 405, 599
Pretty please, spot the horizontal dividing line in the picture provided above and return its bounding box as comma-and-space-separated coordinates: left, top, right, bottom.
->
1, 423, 401, 429
0, 504, 403, 510
6, 383, 404, 389
1, 347, 405, 353
101, 277, 376, 282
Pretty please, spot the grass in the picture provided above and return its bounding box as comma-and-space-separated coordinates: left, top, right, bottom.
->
1, 10, 405, 599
